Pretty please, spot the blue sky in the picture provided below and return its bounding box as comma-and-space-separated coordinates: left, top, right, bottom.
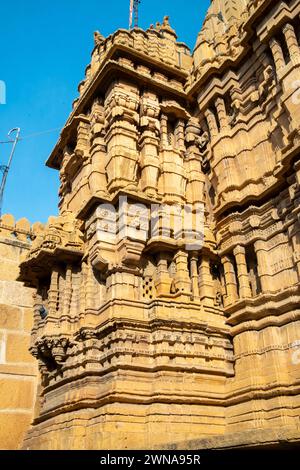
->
0, 0, 210, 223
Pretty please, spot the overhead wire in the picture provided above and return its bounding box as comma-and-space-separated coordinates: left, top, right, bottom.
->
0, 126, 61, 144
0, 126, 62, 214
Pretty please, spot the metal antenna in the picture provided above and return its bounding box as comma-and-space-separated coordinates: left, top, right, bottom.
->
0, 128, 21, 217
129, 0, 141, 29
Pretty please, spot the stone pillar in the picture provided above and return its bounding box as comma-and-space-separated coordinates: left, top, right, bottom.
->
221, 255, 238, 305
254, 240, 272, 293
85, 262, 95, 309
115, 270, 138, 301
79, 261, 87, 314
133, 274, 141, 301
190, 253, 200, 299
155, 253, 171, 296
186, 156, 205, 205
269, 37, 285, 72
233, 245, 252, 299
204, 108, 218, 139
63, 265, 72, 317
33, 291, 43, 325
48, 267, 59, 317
175, 119, 186, 150
90, 121, 107, 196
215, 96, 229, 129
69, 271, 80, 318
174, 250, 191, 294
75, 120, 90, 157
104, 82, 139, 192
106, 273, 115, 301
290, 225, 300, 280
139, 123, 160, 197
282, 23, 300, 62
198, 254, 214, 304
160, 114, 169, 147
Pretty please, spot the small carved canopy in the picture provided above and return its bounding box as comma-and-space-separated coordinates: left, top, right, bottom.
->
160, 16, 177, 39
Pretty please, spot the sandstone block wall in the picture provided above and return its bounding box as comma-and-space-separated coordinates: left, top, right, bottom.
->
0, 215, 38, 449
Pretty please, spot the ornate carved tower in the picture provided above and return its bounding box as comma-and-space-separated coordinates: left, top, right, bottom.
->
20, 17, 233, 449
19, 0, 300, 450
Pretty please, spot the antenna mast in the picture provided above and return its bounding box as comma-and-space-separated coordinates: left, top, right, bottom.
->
129, 0, 141, 29
0, 128, 21, 217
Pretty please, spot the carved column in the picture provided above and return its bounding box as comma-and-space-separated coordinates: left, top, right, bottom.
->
112, 269, 138, 301
175, 119, 186, 150
33, 290, 43, 325
254, 240, 272, 293
75, 119, 90, 158
160, 114, 169, 147
221, 255, 238, 305
233, 245, 252, 299
215, 96, 229, 130
104, 82, 139, 192
106, 273, 114, 300
48, 267, 59, 317
174, 250, 191, 294
79, 261, 87, 314
282, 23, 300, 62
269, 37, 285, 72
204, 108, 218, 139
185, 118, 206, 205
190, 253, 200, 299
85, 261, 95, 309
133, 274, 141, 301
290, 224, 300, 280
198, 254, 214, 304
140, 130, 160, 196
63, 265, 72, 317
155, 253, 171, 296
185, 155, 205, 205
90, 106, 107, 196
69, 271, 80, 318
139, 101, 160, 196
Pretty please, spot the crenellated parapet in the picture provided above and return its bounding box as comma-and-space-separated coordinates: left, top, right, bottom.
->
0, 213, 44, 245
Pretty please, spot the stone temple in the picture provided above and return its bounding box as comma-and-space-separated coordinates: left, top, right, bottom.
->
0, 0, 300, 450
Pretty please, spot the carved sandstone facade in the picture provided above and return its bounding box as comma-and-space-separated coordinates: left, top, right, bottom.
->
9, 0, 300, 449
